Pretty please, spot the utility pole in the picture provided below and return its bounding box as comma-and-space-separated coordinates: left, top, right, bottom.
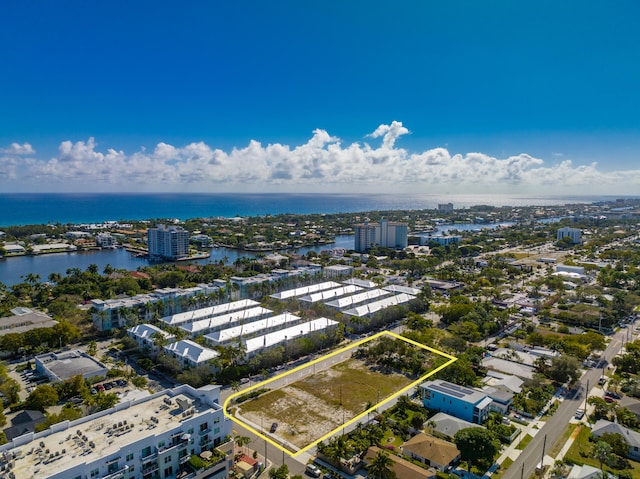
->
583, 379, 590, 412
520, 462, 524, 479
540, 434, 547, 472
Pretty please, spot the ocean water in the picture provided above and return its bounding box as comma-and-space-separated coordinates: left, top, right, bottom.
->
0, 193, 621, 227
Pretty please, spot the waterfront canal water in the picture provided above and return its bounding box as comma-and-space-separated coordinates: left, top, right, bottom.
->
0, 221, 518, 287
0, 235, 356, 287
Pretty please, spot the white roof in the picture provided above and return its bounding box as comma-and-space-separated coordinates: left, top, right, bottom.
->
298, 285, 362, 303
269, 281, 341, 300
383, 285, 421, 295
160, 299, 260, 326
204, 312, 301, 345
127, 323, 175, 341
342, 293, 415, 317
342, 278, 377, 288
180, 306, 271, 335
164, 340, 219, 365
325, 289, 391, 309
245, 318, 339, 355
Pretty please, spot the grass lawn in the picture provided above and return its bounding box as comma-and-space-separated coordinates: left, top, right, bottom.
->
548, 423, 578, 458
492, 457, 513, 479
516, 434, 533, 450
564, 425, 640, 479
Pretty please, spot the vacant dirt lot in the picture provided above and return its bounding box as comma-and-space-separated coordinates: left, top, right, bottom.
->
237, 358, 413, 448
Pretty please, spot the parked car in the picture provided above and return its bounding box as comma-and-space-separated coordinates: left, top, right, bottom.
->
270, 422, 278, 433
575, 409, 585, 419
305, 465, 321, 478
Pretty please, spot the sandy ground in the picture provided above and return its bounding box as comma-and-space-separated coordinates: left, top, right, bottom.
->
240, 383, 353, 448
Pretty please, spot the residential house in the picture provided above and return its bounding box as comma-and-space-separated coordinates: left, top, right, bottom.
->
426, 413, 480, 441
591, 419, 640, 461
364, 446, 436, 479
401, 433, 461, 472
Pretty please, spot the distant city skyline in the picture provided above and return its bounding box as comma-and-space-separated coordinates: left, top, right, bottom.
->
1, 1, 638, 194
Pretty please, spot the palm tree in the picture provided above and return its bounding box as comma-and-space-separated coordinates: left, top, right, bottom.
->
592, 440, 612, 472
235, 435, 251, 455
367, 451, 396, 479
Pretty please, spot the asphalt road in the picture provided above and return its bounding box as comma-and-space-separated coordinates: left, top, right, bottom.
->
501, 327, 628, 479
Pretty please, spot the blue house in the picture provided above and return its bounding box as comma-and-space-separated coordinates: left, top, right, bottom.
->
420, 379, 492, 424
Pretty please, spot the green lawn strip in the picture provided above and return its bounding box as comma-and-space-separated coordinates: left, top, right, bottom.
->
492, 457, 513, 479
548, 423, 577, 458
516, 434, 533, 450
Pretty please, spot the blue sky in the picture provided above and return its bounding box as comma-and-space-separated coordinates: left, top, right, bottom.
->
1, 1, 639, 194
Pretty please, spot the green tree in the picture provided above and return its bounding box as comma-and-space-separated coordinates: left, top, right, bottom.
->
546, 355, 581, 384
86, 341, 98, 357
592, 440, 612, 472
598, 432, 629, 458
25, 384, 59, 411
269, 464, 289, 479
367, 450, 396, 479
454, 427, 499, 472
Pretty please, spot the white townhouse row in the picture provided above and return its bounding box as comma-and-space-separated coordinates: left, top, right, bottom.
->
179, 306, 272, 337
164, 340, 220, 369
342, 293, 416, 318
204, 312, 301, 347
268, 281, 341, 300
159, 299, 260, 327
245, 317, 339, 358
127, 324, 175, 353
298, 284, 363, 305
2, 384, 232, 479
325, 288, 392, 310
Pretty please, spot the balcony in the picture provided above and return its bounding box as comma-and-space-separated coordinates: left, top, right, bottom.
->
142, 461, 159, 475
102, 466, 129, 479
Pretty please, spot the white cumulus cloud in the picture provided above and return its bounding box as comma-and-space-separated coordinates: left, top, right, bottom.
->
2, 142, 35, 155
2, 122, 640, 194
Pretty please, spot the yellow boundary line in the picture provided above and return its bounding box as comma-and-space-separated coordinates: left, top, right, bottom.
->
223, 330, 457, 457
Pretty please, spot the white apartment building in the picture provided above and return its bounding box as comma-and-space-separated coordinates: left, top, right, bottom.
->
353, 219, 408, 253
1, 384, 232, 479
556, 227, 582, 244
148, 225, 189, 260
95, 233, 116, 248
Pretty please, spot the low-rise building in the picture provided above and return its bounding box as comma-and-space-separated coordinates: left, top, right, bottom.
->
35, 350, 108, 382
420, 380, 492, 424
364, 446, 436, 479
0, 308, 58, 336
164, 340, 219, 369
401, 433, 460, 472
591, 420, 640, 461
127, 323, 176, 353
425, 413, 479, 441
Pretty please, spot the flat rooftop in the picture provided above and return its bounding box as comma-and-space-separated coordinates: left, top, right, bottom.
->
37, 351, 107, 381
8, 388, 220, 479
